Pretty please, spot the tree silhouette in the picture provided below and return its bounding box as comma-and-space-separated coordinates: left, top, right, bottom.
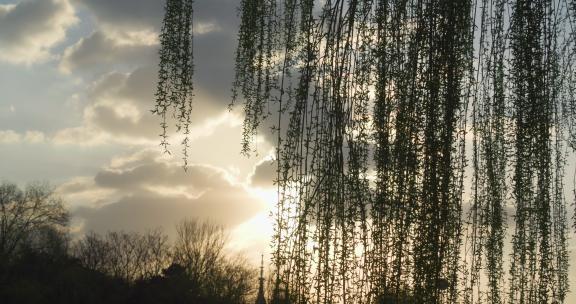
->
0, 200, 257, 304
0, 182, 68, 270
173, 219, 255, 304
74, 230, 171, 282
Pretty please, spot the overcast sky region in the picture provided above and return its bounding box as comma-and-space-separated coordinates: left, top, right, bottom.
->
1, 0, 576, 301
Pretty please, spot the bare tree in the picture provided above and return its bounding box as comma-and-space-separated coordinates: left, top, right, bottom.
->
73, 231, 111, 272
0, 182, 68, 264
138, 229, 172, 279
214, 254, 256, 304
172, 219, 255, 303
172, 219, 227, 283
23, 224, 70, 258
74, 230, 171, 282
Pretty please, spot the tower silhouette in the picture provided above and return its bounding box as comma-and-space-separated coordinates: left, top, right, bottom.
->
255, 254, 267, 304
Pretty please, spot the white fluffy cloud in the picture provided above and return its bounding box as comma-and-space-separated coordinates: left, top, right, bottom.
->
53, 64, 247, 148
0, 130, 20, 143
53, 67, 160, 144
0, 130, 45, 144
0, 0, 77, 65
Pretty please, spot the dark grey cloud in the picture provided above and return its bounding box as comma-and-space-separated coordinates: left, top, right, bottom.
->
74, 0, 239, 31
250, 159, 276, 188
86, 67, 156, 105
76, 188, 261, 234
194, 30, 237, 100
88, 71, 129, 99
117, 66, 159, 103
194, 0, 242, 33
60, 31, 157, 73
95, 161, 231, 192
73, 0, 164, 31
68, 0, 240, 101
69, 151, 266, 235
0, 0, 77, 64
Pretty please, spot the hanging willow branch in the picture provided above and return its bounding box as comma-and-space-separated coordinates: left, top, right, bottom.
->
154, 0, 195, 169
464, 1, 508, 303
231, 0, 473, 303
158, 0, 575, 303
227, 0, 574, 303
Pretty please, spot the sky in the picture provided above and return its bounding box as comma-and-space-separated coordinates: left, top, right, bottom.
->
1, 0, 576, 301
0, 0, 277, 265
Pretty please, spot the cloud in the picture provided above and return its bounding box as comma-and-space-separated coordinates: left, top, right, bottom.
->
94, 161, 229, 193
57, 177, 116, 209
74, 0, 238, 33
54, 67, 160, 144
60, 31, 157, 73
0, 130, 20, 144
63, 0, 234, 78
54, 64, 246, 147
0, 0, 77, 65
75, 188, 261, 234
63, 0, 233, 75
57, 0, 242, 146
52, 126, 108, 146
54, 0, 272, 162
0, 130, 46, 144
73, 0, 164, 32
62, 150, 266, 236
23, 130, 45, 143
250, 159, 276, 188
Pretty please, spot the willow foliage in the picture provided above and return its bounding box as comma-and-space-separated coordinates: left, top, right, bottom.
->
157, 0, 576, 303
464, 1, 508, 303
154, 0, 195, 168
233, 0, 472, 303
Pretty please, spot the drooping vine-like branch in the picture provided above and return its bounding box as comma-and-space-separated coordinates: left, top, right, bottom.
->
154, 0, 195, 169
157, 0, 576, 303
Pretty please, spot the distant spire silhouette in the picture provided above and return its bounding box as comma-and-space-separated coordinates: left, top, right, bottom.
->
255, 254, 267, 304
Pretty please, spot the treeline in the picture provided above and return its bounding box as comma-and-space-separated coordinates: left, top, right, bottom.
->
0, 182, 256, 304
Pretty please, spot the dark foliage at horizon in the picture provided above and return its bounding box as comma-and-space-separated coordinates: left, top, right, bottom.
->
0, 182, 257, 304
